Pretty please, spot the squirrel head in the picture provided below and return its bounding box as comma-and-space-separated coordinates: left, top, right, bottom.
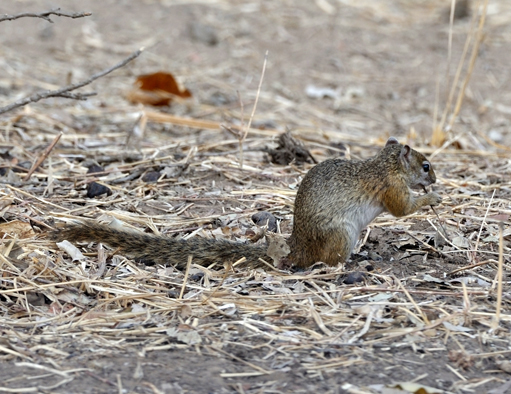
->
385, 137, 436, 189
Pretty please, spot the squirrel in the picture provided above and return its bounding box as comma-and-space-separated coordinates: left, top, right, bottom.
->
52, 137, 441, 269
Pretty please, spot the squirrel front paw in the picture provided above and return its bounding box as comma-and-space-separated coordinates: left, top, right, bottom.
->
427, 192, 442, 206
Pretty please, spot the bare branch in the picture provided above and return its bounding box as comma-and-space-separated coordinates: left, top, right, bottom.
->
58, 92, 97, 100
0, 8, 91, 23
0, 48, 143, 115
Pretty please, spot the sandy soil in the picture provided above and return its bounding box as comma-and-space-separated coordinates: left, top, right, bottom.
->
1, 1, 511, 393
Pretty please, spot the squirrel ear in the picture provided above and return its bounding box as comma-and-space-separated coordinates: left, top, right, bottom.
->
400, 145, 411, 166
385, 137, 399, 146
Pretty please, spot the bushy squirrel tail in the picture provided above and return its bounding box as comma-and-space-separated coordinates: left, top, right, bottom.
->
52, 222, 269, 268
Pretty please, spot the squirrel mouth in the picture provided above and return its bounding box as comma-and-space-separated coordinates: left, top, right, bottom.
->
413, 180, 434, 189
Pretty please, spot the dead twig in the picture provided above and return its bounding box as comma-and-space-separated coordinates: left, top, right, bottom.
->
0, 48, 143, 115
0, 8, 91, 23
179, 255, 193, 300
422, 185, 450, 241
473, 189, 496, 260
24, 132, 62, 181
448, 259, 499, 276
492, 222, 505, 330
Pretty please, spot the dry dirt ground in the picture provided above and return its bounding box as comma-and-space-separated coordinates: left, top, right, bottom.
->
1, 0, 511, 393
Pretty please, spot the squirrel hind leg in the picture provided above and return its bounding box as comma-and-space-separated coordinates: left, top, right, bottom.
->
289, 230, 353, 268
319, 230, 353, 266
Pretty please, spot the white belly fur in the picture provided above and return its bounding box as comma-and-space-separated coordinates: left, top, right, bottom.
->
329, 201, 384, 236
352, 203, 385, 233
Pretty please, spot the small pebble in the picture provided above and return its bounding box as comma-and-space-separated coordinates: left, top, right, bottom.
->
251, 211, 277, 232
142, 171, 161, 183
368, 251, 383, 262
87, 182, 112, 198
87, 164, 104, 174
12, 161, 31, 173
343, 272, 366, 284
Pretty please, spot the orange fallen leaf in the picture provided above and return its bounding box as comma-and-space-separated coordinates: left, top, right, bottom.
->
127, 71, 192, 106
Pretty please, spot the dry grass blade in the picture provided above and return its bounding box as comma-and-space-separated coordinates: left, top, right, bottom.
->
239, 50, 268, 169
179, 255, 193, 300
447, 0, 489, 131
0, 1, 510, 392
23, 132, 61, 181
433, 0, 489, 145
145, 110, 222, 130
474, 189, 496, 256
492, 222, 505, 330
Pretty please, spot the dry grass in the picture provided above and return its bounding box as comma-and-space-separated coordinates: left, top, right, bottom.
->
0, 0, 510, 392
1, 106, 509, 391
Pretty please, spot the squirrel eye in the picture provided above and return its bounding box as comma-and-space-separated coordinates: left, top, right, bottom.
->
422, 163, 430, 172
